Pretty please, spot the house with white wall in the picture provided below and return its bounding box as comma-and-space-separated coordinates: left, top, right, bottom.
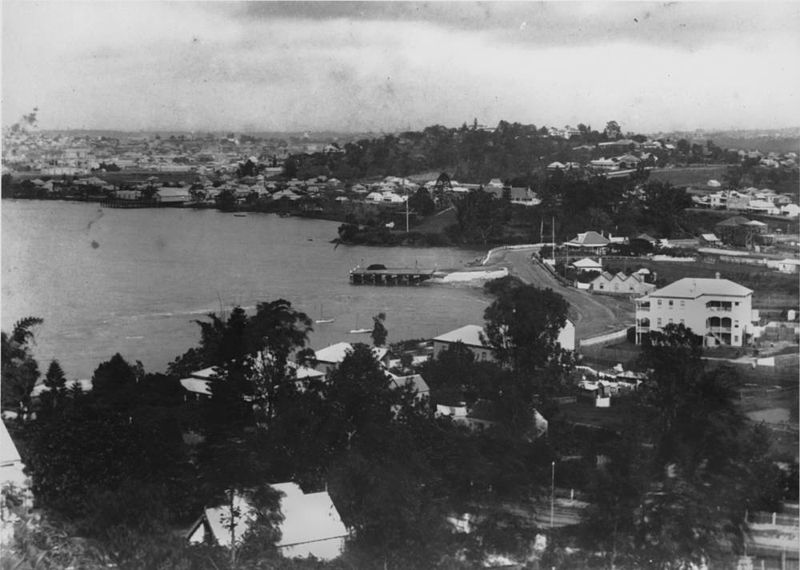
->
634, 276, 753, 347
432, 321, 575, 362
187, 482, 348, 561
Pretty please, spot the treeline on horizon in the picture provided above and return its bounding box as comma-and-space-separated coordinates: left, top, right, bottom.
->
288, 121, 647, 183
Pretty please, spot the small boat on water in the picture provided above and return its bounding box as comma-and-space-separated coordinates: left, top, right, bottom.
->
314, 304, 335, 325
348, 314, 370, 334
234, 213, 247, 217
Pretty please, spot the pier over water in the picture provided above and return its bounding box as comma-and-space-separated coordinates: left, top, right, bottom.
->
349, 265, 443, 285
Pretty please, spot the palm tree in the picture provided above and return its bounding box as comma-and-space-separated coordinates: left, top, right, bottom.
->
1, 316, 44, 411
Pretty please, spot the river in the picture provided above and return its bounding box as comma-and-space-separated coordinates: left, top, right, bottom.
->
2, 200, 490, 379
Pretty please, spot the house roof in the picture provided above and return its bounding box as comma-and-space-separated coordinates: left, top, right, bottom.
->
701, 233, 720, 242
715, 216, 751, 227
294, 364, 325, 380
314, 342, 388, 364
593, 271, 645, 284
198, 483, 347, 549
271, 483, 349, 548
389, 373, 430, 395
432, 324, 487, 348
0, 420, 22, 467
571, 257, 602, 269
566, 231, 610, 247
180, 378, 212, 396
156, 187, 190, 197
191, 366, 220, 380
648, 278, 753, 299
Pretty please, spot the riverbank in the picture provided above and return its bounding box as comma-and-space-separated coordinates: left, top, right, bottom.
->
2, 200, 490, 379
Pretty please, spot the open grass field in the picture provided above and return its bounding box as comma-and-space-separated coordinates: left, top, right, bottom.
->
649, 165, 731, 187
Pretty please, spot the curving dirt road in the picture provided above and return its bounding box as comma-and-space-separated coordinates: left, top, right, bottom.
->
483, 247, 634, 340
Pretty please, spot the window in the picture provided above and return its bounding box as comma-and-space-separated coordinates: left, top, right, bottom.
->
668, 300, 674, 308
657, 318, 662, 326
657, 300, 662, 306
734, 336, 738, 343
680, 300, 685, 308
680, 319, 685, 324
735, 302, 740, 306
668, 318, 673, 324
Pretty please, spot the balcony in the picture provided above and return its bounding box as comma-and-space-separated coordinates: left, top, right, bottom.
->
708, 326, 732, 333
705, 302, 733, 312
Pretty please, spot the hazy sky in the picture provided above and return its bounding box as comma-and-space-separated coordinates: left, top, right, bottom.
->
3, 1, 799, 133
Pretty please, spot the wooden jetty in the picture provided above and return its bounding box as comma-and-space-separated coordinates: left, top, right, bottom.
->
349, 265, 442, 285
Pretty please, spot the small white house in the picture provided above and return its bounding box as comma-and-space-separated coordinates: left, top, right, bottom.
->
187, 483, 348, 561
570, 258, 603, 273
780, 204, 800, 217
313, 342, 389, 375
432, 321, 575, 361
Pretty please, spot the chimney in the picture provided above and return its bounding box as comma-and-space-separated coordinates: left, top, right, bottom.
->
715, 272, 721, 279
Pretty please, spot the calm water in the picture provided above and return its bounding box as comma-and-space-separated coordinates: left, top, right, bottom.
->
2, 200, 489, 379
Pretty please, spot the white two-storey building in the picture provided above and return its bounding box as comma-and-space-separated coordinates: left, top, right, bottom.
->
635, 276, 753, 347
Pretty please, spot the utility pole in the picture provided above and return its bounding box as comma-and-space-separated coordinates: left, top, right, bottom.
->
550, 460, 555, 529
405, 188, 409, 233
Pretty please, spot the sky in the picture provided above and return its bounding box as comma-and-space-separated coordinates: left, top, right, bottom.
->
2, 1, 799, 134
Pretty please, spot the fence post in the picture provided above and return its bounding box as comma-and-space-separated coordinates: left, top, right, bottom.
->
772, 512, 777, 525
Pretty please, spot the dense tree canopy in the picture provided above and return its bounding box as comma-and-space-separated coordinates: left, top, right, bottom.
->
483, 279, 570, 374
1, 316, 43, 411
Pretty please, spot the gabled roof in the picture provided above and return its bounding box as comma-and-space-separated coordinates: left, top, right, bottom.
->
194, 483, 347, 549
0, 420, 22, 467
571, 257, 602, 269
314, 342, 388, 364
715, 216, 751, 227
566, 231, 610, 247
388, 373, 430, 395
180, 378, 212, 396
649, 277, 753, 299
634, 233, 657, 243
432, 324, 487, 348
270, 483, 348, 548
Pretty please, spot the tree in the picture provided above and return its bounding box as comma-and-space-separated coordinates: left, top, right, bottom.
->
371, 312, 388, 347
1, 316, 44, 411
44, 360, 66, 389
604, 121, 621, 140
282, 156, 298, 179
408, 187, 435, 216
582, 324, 786, 567
482, 283, 569, 375
91, 353, 138, 409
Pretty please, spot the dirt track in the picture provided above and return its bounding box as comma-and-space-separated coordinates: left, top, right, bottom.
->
483, 248, 635, 340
